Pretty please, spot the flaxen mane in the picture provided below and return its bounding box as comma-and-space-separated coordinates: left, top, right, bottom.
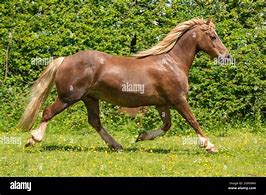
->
133, 18, 215, 58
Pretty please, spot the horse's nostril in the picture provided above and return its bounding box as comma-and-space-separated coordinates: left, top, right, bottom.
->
225, 54, 231, 58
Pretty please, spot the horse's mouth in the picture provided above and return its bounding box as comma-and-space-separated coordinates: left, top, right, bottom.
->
216, 54, 235, 66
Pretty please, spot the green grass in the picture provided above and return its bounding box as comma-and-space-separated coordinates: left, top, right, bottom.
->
0, 128, 265, 176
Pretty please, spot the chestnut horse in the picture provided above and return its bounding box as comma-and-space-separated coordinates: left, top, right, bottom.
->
19, 18, 230, 153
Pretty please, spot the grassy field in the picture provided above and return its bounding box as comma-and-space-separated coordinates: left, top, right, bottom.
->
0, 128, 265, 177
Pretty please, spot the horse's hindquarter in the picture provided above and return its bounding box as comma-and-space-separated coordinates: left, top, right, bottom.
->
55, 50, 109, 102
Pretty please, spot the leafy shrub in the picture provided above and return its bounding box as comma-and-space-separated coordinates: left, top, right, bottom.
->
0, 0, 265, 134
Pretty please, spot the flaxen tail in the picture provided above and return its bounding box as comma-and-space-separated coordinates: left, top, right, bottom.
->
18, 57, 65, 131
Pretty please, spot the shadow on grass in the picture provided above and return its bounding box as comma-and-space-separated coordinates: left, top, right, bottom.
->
41, 144, 207, 155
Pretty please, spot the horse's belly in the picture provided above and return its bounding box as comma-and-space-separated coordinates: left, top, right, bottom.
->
88, 87, 165, 107
86, 65, 166, 106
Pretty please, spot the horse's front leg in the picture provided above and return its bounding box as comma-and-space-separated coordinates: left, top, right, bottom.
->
136, 106, 171, 142
173, 96, 218, 153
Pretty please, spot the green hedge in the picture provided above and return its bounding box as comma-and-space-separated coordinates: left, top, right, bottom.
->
0, 0, 265, 133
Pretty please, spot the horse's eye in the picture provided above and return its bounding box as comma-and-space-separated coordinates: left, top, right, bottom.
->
210, 35, 217, 41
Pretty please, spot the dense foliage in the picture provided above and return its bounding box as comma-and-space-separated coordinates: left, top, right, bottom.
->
0, 0, 265, 133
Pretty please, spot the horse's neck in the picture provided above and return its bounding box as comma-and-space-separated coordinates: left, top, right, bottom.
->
168, 29, 198, 76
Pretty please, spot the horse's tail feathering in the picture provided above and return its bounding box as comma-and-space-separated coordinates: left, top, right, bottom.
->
18, 57, 65, 131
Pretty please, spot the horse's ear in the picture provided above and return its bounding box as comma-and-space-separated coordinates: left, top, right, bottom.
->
206, 17, 212, 25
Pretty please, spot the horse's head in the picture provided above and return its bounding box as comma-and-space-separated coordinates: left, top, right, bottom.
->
196, 18, 230, 59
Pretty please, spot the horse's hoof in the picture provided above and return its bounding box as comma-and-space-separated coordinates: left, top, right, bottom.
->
25, 137, 36, 148
135, 132, 147, 142
110, 144, 123, 152
135, 136, 141, 142
206, 146, 218, 153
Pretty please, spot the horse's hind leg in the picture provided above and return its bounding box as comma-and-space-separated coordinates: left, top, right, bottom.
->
136, 106, 171, 142
83, 97, 123, 151
25, 97, 73, 147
